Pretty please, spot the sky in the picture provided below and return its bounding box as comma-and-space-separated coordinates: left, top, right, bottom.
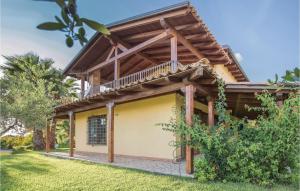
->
0, 0, 299, 82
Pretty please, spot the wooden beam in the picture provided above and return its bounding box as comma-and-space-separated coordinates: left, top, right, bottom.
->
234, 94, 241, 116
69, 111, 75, 157
114, 48, 120, 80
45, 119, 50, 153
276, 92, 283, 107
107, 102, 115, 162
109, 35, 157, 65
185, 84, 195, 174
123, 23, 200, 41
207, 97, 214, 127
80, 75, 85, 99
106, 46, 116, 61
160, 19, 205, 60
87, 32, 170, 73
170, 36, 178, 62
109, 8, 190, 32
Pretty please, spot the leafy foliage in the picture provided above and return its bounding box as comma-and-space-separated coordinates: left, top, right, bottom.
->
268, 67, 300, 84
0, 134, 33, 150
56, 120, 69, 147
37, 0, 110, 47
160, 80, 300, 186
0, 53, 78, 149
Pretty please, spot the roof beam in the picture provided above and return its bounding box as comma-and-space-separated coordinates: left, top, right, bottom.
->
108, 35, 157, 65
109, 8, 191, 32
123, 23, 200, 41
87, 31, 170, 73
160, 18, 206, 60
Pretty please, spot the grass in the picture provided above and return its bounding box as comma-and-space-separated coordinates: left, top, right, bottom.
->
0, 151, 297, 191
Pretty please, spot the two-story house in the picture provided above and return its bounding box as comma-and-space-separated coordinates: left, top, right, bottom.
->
48, 2, 290, 174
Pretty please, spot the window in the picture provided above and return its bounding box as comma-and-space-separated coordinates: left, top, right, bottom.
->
87, 115, 107, 145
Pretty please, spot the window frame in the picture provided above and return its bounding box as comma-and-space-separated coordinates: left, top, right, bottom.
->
87, 115, 107, 145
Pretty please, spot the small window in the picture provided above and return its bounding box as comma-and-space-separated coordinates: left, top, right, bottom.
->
87, 115, 107, 145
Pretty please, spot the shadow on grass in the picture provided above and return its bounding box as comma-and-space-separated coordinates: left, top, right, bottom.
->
1, 151, 53, 174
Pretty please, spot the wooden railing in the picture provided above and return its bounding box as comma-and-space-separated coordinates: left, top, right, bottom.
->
83, 61, 181, 98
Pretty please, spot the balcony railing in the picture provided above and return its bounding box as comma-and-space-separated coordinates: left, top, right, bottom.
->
84, 61, 182, 97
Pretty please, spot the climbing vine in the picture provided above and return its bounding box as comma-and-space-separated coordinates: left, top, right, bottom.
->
159, 79, 300, 187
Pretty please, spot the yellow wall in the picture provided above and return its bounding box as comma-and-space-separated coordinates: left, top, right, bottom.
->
213, 65, 237, 82
74, 94, 177, 160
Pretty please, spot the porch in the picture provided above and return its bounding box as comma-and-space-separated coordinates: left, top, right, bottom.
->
44, 151, 193, 177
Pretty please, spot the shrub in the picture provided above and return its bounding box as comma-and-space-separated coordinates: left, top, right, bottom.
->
194, 157, 217, 182
0, 134, 33, 150
160, 79, 300, 186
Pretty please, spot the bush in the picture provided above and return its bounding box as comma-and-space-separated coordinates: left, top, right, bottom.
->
160, 79, 300, 186
0, 134, 33, 150
194, 157, 217, 182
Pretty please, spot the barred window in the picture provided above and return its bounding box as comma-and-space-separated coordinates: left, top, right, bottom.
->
87, 115, 107, 145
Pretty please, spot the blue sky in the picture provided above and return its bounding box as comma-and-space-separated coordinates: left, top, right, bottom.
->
1, 0, 299, 82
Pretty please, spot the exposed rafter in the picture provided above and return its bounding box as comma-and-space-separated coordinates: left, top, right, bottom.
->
160, 18, 206, 61
87, 31, 171, 73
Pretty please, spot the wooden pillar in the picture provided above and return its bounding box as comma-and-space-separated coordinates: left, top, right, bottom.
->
276, 92, 283, 107
50, 118, 56, 149
114, 48, 120, 88
170, 36, 177, 72
80, 75, 85, 99
185, 84, 195, 174
207, 97, 215, 127
107, 102, 115, 162
45, 119, 50, 153
68, 111, 75, 157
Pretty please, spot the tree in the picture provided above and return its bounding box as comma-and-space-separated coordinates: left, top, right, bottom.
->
268, 67, 300, 84
36, 0, 110, 47
0, 53, 78, 149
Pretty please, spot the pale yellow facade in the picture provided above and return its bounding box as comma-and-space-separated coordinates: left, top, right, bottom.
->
74, 65, 235, 158
74, 93, 210, 160
213, 64, 237, 82
75, 94, 177, 159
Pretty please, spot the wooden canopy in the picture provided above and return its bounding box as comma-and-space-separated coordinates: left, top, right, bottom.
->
63, 2, 248, 82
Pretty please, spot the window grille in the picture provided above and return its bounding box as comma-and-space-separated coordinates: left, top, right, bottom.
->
87, 115, 107, 145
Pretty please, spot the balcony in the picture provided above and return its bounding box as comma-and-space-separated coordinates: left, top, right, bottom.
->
58, 59, 211, 106
83, 61, 184, 97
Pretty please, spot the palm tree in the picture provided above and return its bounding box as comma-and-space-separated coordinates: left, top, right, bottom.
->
1, 53, 78, 149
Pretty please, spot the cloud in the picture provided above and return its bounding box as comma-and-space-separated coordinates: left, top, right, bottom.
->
234, 52, 243, 63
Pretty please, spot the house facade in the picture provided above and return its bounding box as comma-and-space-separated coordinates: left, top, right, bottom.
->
48, 2, 289, 174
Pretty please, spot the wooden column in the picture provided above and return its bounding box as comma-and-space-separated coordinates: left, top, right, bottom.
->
80, 75, 85, 99
207, 97, 215, 127
107, 102, 115, 162
276, 92, 283, 107
45, 119, 50, 153
170, 36, 178, 72
114, 48, 120, 88
185, 84, 195, 174
69, 111, 75, 157
50, 118, 56, 149
114, 48, 120, 80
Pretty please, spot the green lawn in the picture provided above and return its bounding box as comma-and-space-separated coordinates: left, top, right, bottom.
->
0, 152, 296, 191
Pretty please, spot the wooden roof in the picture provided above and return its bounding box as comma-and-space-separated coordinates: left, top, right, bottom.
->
223, 46, 249, 82
63, 2, 248, 82
217, 82, 298, 118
